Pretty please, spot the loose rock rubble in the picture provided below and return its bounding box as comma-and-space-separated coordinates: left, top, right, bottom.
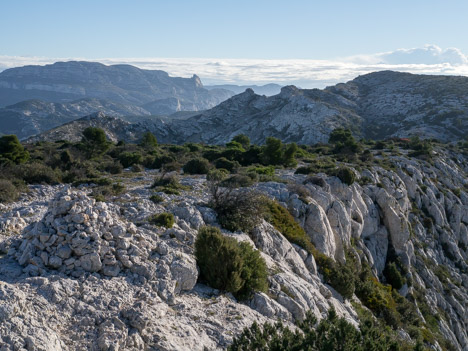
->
0, 146, 467, 350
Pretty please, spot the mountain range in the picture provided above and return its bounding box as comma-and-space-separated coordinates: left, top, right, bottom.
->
32, 70, 468, 145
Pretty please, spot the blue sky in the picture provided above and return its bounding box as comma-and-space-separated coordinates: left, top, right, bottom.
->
1, 0, 468, 86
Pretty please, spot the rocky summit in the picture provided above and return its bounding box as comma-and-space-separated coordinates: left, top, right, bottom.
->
0, 139, 467, 350
24, 71, 468, 146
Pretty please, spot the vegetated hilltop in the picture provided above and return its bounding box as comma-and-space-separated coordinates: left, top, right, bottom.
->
0, 129, 467, 350
0, 61, 234, 113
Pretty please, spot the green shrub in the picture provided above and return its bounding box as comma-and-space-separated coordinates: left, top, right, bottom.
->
130, 164, 144, 172
384, 262, 405, 290
329, 128, 362, 155
220, 174, 254, 188
213, 157, 239, 172
148, 212, 174, 227
211, 188, 266, 232
231, 134, 250, 149
183, 158, 211, 174
0, 135, 30, 165
150, 194, 164, 203
0, 179, 19, 203
13, 163, 60, 184
228, 309, 409, 351
261, 137, 284, 165
247, 165, 275, 176
81, 127, 109, 157
195, 226, 267, 299
139, 132, 158, 149
335, 167, 356, 185
118, 151, 143, 168
264, 200, 312, 250
152, 154, 176, 169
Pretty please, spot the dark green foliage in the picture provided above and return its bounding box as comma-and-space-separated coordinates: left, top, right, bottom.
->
0, 135, 29, 165
329, 128, 362, 155
211, 188, 266, 232
335, 167, 356, 185
229, 309, 411, 351
184, 142, 202, 152
408, 136, 433, 159
131, 164, 144, 172
232, 134, 250, 149
183, 158, 211, 174
149, 194, 164, 204
213, 157, 239, 172
384, 262, 405, 290
139, 132, 158, 149
262, 137, 284, 165
194, 226, 268, 299
81, 127, 109, 156
13, 162, 60, 184
148, 212, 174, 227
60, 150, 72, 165
105, 161, 124, 174
118, 151, 143, 168
240, 145, 262, 165
152, 154, 176, 169
264, 200, 312, 251
283, 143, 298, 167
220, 174, 254, 188
0, 179, 19, 203
151, 174, 188, 195
226, 140, 245, 151
247, 165, 275, 176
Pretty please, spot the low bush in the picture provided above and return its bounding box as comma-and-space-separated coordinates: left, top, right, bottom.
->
118, 152, 143, 168
13, 162, 60, 184
148, 212, 174, 227
211, 188, 266, 232
247, 165, 275, 176
213, 157, 239, 172
228, 308, 415, 351
0, 135, 30, 165
0, 179, 19, 203
131, 164, 144, 172
335, 167, 356, 185
195, 226, 268, 299
183, 158, 211, 174
149, 194, 164, 204
220, 174, 254, 188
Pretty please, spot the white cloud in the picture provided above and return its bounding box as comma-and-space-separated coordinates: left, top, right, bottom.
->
349, 45, 468, 65
1, 45, 468, 88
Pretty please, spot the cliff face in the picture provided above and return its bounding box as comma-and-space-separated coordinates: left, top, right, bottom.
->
0, 61, 234, 112
0, 145, 467, 350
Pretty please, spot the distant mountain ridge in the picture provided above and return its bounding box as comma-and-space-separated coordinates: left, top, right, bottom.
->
0, 61, 234, 113
24, 71, 468, 145
0, 98, 151, 139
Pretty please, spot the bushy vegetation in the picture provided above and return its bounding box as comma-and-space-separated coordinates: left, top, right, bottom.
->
264, 200, 355, 299
147, 212, 174, 227
334, 166, 356, 185
211, 188, 266, 232
229, 308, 422, 351
0, 135, 30, 165
183, 157, 211, 174
0, 179, 19, 203
195, 226, 268, 299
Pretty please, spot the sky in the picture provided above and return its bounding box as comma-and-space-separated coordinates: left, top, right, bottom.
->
1, 0, 468, 87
